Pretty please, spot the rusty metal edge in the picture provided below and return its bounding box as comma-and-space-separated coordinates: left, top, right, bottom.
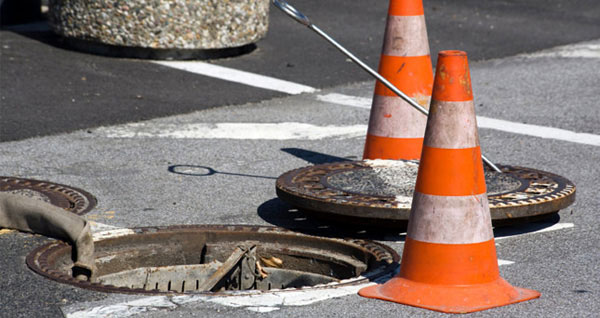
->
0, 176, 97, 215
26, 224, 400, 296
275, 162, 576, 226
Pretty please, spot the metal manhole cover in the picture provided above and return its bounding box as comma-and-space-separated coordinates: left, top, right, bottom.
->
276, 160, 576, 228
0, 177, 97, 215
27, 225, 399, 295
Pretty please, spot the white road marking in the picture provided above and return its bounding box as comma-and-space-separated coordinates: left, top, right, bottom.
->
64, 255, 518, 317
498, 259, 515, 266
476, 117, 600, 146
495, 222, 575, 241
175, 282, 375, 312
97, 107, 600, 146
316, 92, 600, 147
65, 282, 375, 317
66, 296, 177, 318
96, 122, 366, 140
154, 61, 317, 95
316, 93, 371, 109
92, 228, 136, 241
154, 41, 598, 99
89, 222, 135, 241
149, 42, 600, 147
519, 41, 600, 59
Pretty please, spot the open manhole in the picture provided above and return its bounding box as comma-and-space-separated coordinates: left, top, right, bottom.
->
0, 176, 97, 215
27, 225, 398, 294
276, 160, 576, 228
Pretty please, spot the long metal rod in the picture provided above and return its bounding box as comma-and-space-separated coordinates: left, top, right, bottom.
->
311, 25, 429, 117
272, 0, 502, 173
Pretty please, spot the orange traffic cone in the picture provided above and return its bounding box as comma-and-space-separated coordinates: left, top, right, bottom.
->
363, 0, 433, 160
358, 50, 541, 313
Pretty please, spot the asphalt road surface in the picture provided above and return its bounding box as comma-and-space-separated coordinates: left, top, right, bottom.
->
0, 1, 599, 317
1, 0, 600, 141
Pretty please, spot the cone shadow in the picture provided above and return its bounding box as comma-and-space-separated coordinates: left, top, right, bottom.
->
280, 148, 354, 165
257, 198, 405, 241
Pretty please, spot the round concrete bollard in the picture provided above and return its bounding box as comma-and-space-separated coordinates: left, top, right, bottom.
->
47, 0, 270, 59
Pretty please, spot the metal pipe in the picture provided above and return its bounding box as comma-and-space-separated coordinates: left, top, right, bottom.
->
272, 0, 502, 173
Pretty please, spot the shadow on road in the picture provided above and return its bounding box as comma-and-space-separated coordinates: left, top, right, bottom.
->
168, 164, 277, 180
281, 148, 356, 165
257, 197, 406, 241
258, 197, 565, 242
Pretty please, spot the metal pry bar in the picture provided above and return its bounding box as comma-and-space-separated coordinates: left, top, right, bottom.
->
272, 0, 502, 173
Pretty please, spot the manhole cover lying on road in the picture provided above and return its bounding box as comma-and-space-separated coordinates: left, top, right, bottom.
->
27, 225, 398, 294
276, 160, 576, 228
0, 176, 97, 215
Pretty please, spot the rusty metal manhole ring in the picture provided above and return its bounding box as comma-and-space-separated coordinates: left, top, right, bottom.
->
276, 160, 576, 228
27, 225, 399, 295
0, 176, 97, 215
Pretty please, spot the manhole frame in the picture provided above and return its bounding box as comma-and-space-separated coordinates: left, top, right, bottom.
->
26, 224, 400, 295
0, 176, 97, 215
276, 161, 576, 227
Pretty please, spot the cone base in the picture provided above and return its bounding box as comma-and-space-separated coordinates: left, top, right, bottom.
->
358, 276, 540, 314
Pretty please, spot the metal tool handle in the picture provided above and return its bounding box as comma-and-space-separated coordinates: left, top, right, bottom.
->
272, 0, 502, 173
273, 0, 311, 26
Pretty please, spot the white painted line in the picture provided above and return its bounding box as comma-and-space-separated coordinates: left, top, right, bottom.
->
89, 221, 135, 241
498, 259, 515, 266
476, 116, 600, 147
316, 93, 371, 109
519, 41, 600, 59
92, 229, 136, 241
154, 61, 317, 95
495, 222, 575, 241
66, 296, 176, 318
89, 221, 125, 233
189, 283, 374, 310
316, 93, 600, 147
154, 40, 597, 99
65, 282, 376, 317
65, 256, 517, 318
392, 223, 574, 244
317, 93, 371, 108
96, 122, 366, 140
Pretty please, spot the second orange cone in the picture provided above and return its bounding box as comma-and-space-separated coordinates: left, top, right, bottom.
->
358, 50, 541, 313
362, 0, 433, 160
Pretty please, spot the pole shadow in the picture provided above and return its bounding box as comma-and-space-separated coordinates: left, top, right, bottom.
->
168, 164, 276, 180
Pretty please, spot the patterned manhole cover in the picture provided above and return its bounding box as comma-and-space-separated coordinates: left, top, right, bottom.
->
27, 225, 399, 294
0, 176, 97, 215
276, 160, 576, 228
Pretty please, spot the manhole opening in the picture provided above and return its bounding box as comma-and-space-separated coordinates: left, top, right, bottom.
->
28, 225, 398, 294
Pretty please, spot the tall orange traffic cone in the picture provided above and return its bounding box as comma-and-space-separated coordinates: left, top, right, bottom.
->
363, 0, 433, 160
358, 50, 540, 313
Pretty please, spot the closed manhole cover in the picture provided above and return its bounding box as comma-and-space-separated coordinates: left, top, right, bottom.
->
27, 225, 399, 294
0, 176, 96, 215
276, 160, 576, 228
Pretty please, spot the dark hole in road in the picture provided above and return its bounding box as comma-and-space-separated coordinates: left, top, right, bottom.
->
27, 225, 398, 295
